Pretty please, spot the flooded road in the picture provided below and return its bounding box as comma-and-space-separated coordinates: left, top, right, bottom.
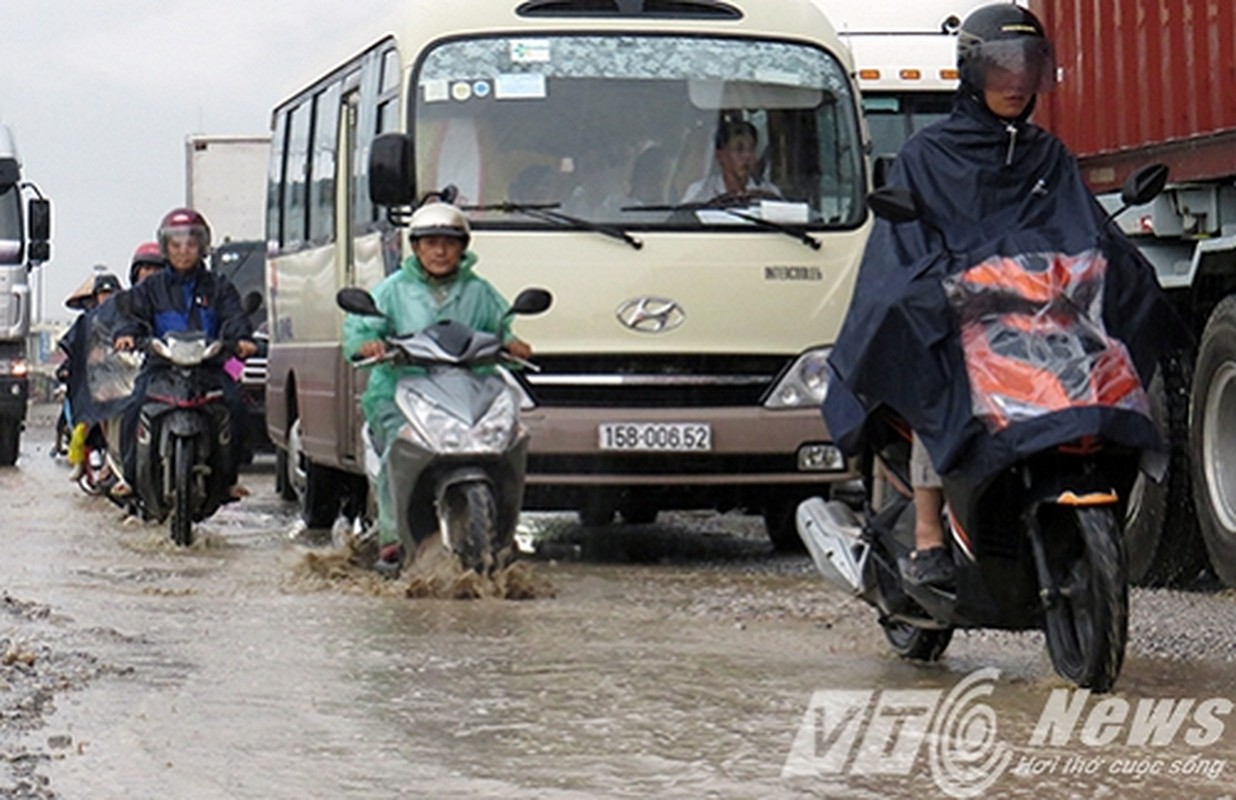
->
2, 408, 1234, 798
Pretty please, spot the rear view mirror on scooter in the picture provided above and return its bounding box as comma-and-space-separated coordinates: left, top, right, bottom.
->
336, 287, 385, 318
507, 288, 553, 318
867, 186, 922, 224
1121, 163, 1169, 208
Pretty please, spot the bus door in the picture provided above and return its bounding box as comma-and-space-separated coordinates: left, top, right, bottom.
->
337, 86, 364, 466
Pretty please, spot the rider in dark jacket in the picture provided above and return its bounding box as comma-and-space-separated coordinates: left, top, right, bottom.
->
113, 208, 257, 497
823, 4, 1187, 587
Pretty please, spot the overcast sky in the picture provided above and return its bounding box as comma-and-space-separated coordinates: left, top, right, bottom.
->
0, 0, 397, 321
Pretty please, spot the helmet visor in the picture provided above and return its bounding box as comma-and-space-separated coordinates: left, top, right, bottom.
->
972, 38, 1057, 94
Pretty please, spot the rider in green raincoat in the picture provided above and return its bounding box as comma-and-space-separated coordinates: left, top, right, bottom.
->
342, 202, 532, 573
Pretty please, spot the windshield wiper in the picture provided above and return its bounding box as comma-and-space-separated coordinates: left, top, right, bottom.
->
464, 201, 643, 250
638, 198, 821, 251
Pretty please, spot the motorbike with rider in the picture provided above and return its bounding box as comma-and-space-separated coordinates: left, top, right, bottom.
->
799, 4, 1189, 691
341, 200, 541, 577
113, 209, 258, 543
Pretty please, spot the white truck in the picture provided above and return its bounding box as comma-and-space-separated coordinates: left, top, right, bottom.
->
184, 134, 270, 244
816, 2, 963, 174
0, 123, 51, 465
184, 133, 273, 462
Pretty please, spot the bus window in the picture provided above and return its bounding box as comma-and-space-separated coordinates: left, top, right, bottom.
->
266, 113, 288, 249
309, 81, 342, 244
282, 102, 311, 249
412, 34, 863, 229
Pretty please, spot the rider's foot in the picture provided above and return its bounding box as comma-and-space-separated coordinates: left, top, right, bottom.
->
109, 478, 133, 498
374, 543, 404, 579
902, 546, 956, 589
229, 484, 251, 500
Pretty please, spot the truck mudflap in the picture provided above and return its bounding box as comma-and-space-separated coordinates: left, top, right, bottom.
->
796, 497, 870, 595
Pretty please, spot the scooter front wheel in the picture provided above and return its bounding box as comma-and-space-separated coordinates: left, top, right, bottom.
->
1041, 506, 1128, 692
881, 620, 953, 662
442, 481, 498, 573
170, 435, 195, 547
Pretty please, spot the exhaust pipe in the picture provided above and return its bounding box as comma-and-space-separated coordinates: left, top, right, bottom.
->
796, 497, 869, 595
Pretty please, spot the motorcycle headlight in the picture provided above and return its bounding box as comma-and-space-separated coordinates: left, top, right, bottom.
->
398, 385, 519, 454
765, 348, 832, 409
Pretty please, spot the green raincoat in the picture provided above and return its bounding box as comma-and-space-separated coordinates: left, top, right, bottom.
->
342, 251, 515, 547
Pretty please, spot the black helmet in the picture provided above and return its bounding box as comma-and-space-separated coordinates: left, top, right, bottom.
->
92, 272, 122, 296
957, 4, 1056, 94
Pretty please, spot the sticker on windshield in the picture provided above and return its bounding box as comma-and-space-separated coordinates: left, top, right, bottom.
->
510, 38, 551, 63
451, 81, 473, 102
421, 79, 449, 103
495, 73, 547, 100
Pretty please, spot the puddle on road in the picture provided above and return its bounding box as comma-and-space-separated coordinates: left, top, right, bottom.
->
7, 421, 1235, 798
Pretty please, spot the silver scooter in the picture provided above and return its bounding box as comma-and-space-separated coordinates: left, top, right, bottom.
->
336, 286, 552, 574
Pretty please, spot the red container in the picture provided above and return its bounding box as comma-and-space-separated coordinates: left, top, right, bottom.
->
1031, 0, 1236, 192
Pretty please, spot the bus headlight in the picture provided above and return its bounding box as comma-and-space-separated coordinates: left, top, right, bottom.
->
765, 348, 831, 409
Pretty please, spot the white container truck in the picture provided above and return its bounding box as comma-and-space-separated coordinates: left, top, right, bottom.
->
184, 134, 271, 244
0, 123, 51, 465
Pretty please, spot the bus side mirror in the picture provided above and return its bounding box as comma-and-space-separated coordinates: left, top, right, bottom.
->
368, 133, 415, 207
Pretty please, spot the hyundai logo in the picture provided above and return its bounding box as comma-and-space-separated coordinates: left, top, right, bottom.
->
616, 297, 686, 333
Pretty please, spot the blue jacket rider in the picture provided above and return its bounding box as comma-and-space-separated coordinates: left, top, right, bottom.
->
113, 208, 256, 498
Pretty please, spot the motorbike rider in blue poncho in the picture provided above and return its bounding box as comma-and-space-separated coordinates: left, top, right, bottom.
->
823, 4, 1188, 589
113, 209, 257, 500
342, 202, 532, 575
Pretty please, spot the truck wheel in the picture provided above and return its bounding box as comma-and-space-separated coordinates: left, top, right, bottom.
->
1191, 297, 1236, 587
1125, 352, 1207, 586
0, 419, 19, 466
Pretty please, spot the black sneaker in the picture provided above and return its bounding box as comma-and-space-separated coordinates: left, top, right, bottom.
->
374, 543, 404, 579
901, 546, 956, 589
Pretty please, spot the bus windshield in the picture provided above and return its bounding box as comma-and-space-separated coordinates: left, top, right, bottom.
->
0, 185, 21, 264
414, 34, 864, 229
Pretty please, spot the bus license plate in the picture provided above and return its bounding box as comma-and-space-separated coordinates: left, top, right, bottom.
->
598, 422, 712, 452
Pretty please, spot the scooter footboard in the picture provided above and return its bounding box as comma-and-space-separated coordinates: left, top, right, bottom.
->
796, 498, 870, 595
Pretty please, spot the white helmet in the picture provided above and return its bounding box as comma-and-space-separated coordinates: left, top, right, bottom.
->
409, 202, 470, 248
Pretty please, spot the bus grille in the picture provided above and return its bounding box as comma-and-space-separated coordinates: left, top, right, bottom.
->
521, 354, 790, 408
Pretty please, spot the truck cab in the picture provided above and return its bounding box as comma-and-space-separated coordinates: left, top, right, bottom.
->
0, 123, 51, 465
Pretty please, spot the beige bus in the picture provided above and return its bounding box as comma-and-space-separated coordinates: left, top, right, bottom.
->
264, 0, 872, 548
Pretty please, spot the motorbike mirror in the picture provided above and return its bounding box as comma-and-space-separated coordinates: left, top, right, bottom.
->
336, 287, 384, 317
508, 288, 553, 317
1120, 163, 1169, 207
242, 291, 262, 315
867, 187, 922, 224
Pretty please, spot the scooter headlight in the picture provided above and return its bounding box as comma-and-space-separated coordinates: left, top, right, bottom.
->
398, 386, 518, 454
765, 348, 832, 409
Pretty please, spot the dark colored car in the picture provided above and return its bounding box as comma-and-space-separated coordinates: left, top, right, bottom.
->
213, 240, 271, 463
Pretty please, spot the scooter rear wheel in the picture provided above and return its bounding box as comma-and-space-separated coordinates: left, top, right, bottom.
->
1041, 506, 1128, 692
881, 620, 953, 661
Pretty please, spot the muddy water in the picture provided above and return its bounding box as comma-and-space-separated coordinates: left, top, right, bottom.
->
3, 414, 1234, 798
